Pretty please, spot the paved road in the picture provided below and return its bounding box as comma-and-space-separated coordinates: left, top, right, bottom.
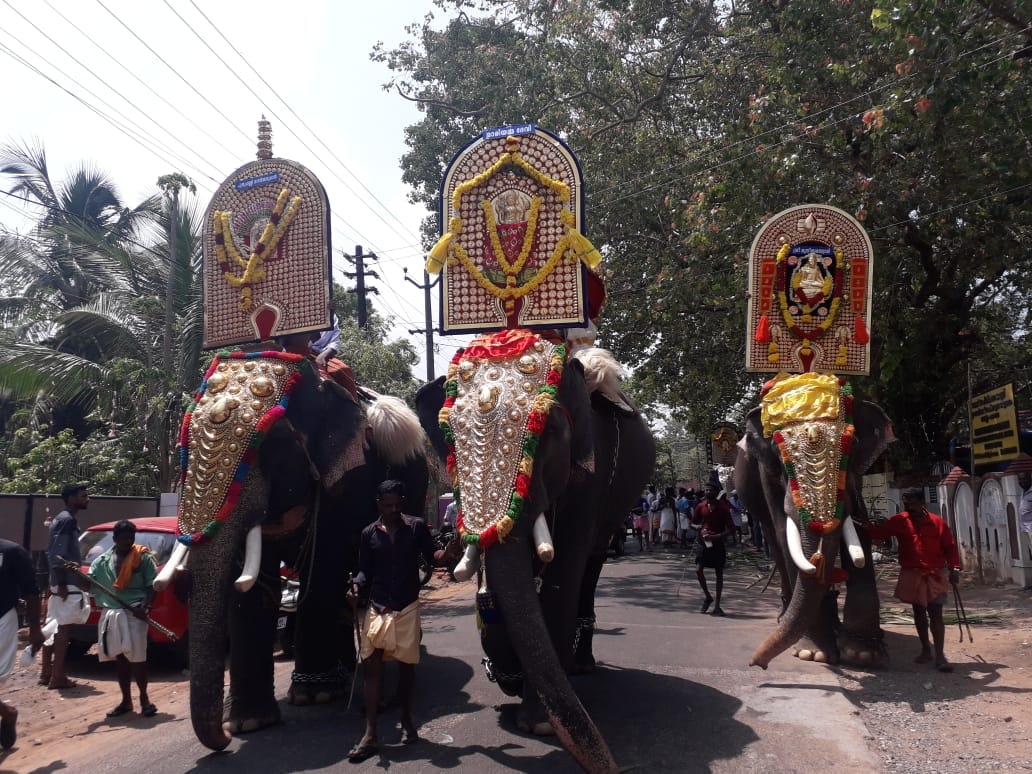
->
23, 545, 880, 773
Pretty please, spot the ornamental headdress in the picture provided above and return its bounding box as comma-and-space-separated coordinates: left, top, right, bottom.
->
426, 124, 601, 333
745, 204, 874, 375
745, 205, 874, 579
201, 118, 332, 348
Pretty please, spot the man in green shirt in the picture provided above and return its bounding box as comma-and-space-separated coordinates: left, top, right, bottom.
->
84, 520, 158, 718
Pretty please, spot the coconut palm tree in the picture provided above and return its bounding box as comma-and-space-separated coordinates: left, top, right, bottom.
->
0, 142, 201, 492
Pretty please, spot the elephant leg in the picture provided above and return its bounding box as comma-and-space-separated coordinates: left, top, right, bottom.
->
572, 552, 605, 674
794, 588, 841, 664
289, 514, 350, 705
836, 534, 887, 668
225, 551, 281, 734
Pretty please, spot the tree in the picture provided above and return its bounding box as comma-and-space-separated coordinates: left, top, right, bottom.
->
0, 147, 203, 494
377, 0, 1032, 472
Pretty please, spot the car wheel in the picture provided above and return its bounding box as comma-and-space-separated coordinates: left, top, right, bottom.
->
67, 640, 92, 660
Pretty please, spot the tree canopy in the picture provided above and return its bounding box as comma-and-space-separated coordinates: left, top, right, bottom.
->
376, 0, 1032, 473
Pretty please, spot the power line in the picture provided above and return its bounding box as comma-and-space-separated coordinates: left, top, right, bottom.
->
0, 4, 219, 184
92, 0, 253, 146
40, 0, 243, 162
183, 0, 423, 245
0, 40, 217, 189
163, 0, 421, 250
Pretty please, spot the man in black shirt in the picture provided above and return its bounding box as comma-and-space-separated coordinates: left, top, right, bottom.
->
347, 480, 457, 762
1, 539, 44, 749
42, 483, 89, 689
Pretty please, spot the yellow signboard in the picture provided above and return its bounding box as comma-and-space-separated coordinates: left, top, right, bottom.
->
971, 383, 1020, 466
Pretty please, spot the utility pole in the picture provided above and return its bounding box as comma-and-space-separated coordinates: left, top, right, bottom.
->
342, 245, 379, 329
404, 267, 440, 381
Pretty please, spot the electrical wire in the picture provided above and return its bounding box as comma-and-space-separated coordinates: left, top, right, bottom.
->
161, 0, 420, 250
182, 0, 423, 245
0, 40, 217, 189
40, 0, 243, 161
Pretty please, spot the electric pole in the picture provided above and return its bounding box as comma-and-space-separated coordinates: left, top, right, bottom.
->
404, 267, 440, 381
342, 245, 379, 329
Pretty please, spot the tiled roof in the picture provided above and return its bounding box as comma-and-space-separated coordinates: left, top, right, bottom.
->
1004, 453, 1032, 474
940, 465, 969, 485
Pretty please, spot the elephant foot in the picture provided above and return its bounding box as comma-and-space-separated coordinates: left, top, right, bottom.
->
836, 631, 888, 669
222, 697, 280, 734
792, 637, 839, 665
287, 679, 346, 706
515, 699, 554, 736
516, 713, 555, 736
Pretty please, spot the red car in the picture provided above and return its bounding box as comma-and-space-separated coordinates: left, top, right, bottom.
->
67, 516, 189, 664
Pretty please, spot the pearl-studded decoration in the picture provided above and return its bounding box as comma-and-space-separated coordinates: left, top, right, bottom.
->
449, 339, 557, 541
178, 354, 302, 539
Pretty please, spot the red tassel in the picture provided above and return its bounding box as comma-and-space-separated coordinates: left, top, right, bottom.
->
754, 314, 771, 343
854, 315, 870, 344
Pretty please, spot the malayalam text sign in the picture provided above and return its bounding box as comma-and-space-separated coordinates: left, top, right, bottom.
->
971, 383, 1020, 466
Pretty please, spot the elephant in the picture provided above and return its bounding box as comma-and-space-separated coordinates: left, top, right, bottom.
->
733, 373, 894, 669
415, 341, 655, 774
163, 352, 429, 751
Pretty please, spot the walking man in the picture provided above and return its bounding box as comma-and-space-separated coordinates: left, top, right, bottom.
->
346, 480, 459, 762
80, 520, 159, 717
1, 538, 44, 750
690, 483, 735, 616
867, 488, 961, 672
41, 483, 90, 690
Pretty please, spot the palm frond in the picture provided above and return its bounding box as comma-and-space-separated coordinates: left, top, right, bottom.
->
0, 340, 109, 407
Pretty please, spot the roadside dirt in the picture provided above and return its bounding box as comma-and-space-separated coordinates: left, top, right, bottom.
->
0, 570, 474, 774
836, 567, 1032, 772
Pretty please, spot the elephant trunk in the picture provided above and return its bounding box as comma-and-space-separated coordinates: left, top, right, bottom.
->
749, 522, 837, 669
187, 517, 248, 750
487, 539, 618, 774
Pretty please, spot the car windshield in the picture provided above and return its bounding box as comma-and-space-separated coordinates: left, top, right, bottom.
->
79, 529, 177, 566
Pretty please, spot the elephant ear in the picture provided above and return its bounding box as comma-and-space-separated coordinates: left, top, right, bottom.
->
414, 376, 449, 463
558, 359, 594, 472
740, 406, 784, 475
308, 378, 367, 492
849, 400, 895, 475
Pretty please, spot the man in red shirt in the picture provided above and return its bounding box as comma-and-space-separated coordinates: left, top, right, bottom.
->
867, 488, 961, 672
690, 483, 735, 616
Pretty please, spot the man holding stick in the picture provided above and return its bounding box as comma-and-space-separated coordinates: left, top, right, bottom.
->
867, 488, 962, 673
77, 520, 159, 718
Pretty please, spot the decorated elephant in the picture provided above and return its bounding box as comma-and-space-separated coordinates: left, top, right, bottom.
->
163, 350, 429, 751
415, 333, 655, 773
734, 373, 894, 669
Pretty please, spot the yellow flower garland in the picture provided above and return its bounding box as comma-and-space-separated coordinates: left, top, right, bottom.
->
213, 188, 303, 310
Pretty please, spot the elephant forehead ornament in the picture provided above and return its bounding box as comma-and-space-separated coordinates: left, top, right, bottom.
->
440, 329, 565, 564
762, 372, 855, 579
176, 350, 307, 546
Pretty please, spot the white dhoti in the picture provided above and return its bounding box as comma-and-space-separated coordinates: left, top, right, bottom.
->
361, 601, 421, 664
0, 608, 18, 684
97, 608, 148, 663
43, 586, 90, 645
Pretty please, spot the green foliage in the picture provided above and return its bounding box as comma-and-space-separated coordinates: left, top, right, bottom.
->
378, 0, 1032, 473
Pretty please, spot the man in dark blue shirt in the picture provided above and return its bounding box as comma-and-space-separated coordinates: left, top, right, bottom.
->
42, 483, 89, 690
347, 480, 457, 762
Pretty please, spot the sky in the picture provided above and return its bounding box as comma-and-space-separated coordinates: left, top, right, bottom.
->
0, 0, 469, 381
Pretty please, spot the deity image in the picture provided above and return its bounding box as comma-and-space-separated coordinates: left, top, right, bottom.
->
792, 252, 830, 304
493, 188, 532, 225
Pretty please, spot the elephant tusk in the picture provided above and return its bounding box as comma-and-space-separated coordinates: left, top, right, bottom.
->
532, 513, 555, 563
452, 544, 481, 582
842, 516, 866, 568
785, 518, 818, 575
234, 526, 262, 592
153, 541, 189, 591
